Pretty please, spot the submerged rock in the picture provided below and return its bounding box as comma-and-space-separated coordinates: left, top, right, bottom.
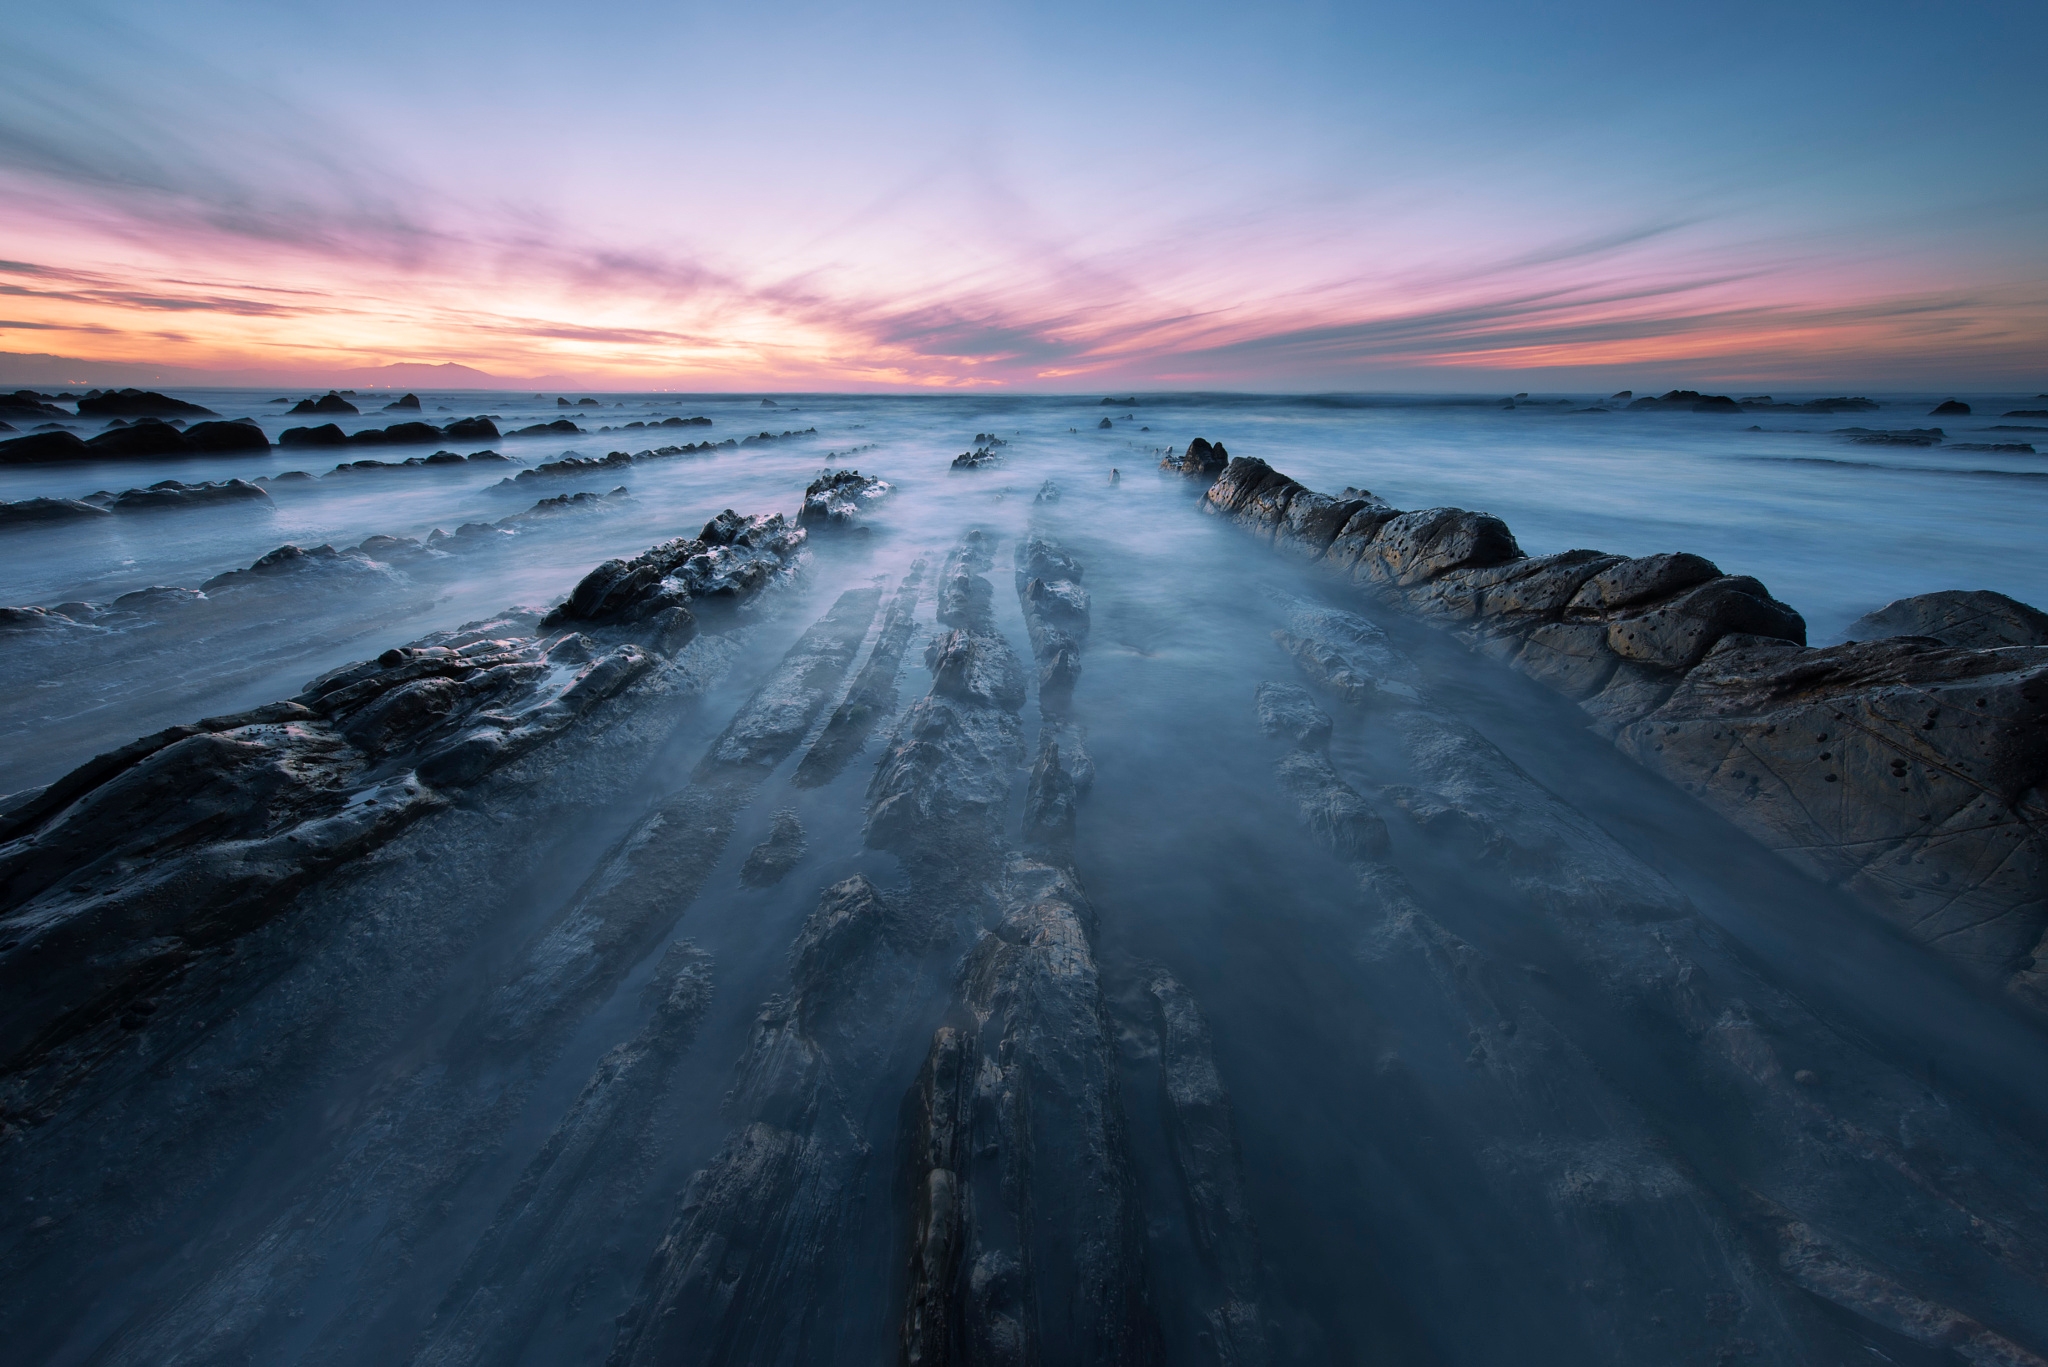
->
0, 496, 114, 526
740, 809, 808, 886
1200, 452, 2048, 1013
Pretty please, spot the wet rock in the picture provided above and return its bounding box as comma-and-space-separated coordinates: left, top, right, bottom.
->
795, 561, 927, 788
925, 628, 1028, 711
1097, 417, 1114, 429
1838, 427, 1944, 446
1846, 589, 2048, 650
199, 542, 399, 594
87, 479, 272, 513
544, 509, 806, 649
1625, 389, 1742, 412
444, 416, 500, 442
510, 419, 582, 437
1929, 399, 1972, 416
279, 422, 349, 447
76, 389, 217, 419
0, 390, 72, 421
0, 430, 91, 463
412, 943, 713, 1367
798, 468, 891, 529
1160, 437, 1229, 479
0, 496, 113, 526
287, 391, 358, 415
1204, 455, 2045, 1007
1615, 634, 2048, 983
740, 809, 808, 886
1254, 680, 1332, 749
381, 392, 421, 411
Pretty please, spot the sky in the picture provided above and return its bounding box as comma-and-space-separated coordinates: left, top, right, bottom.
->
1, 0, 2044, 392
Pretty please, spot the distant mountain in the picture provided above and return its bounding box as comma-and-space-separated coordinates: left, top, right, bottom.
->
336, 362, 504, 387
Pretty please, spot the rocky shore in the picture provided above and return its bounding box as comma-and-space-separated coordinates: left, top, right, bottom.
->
1195, 452, 2048, 1013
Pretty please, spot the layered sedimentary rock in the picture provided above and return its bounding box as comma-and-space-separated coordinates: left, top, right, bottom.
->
612, 538, 1014, 1366
0, 508, 811, 1123
899, 530, 1158, 1367
796, 468, 891, 530
1264, 602, 2048, 1365
1199, 453, 2048, 1011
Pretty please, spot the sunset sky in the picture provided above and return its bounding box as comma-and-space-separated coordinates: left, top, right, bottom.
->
3, 0, 2044, 390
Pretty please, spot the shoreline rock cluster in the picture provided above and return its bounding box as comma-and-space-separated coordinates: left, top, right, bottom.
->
1197, 451, 2048, 1013
0, 504, 809, 1122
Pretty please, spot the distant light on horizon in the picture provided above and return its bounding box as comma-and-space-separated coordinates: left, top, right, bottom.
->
1, 0, 2043, 390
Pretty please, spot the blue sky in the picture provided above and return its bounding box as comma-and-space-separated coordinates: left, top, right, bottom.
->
1, 0, 2042, 388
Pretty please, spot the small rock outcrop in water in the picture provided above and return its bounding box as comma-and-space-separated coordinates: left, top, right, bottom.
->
1625, 389, 1743, 412
1199, 453, 2048, 1012
76, 389, 218, 419
797, 468, 891, 529
380, 392, 422, 411
287, 391, 359, 416
739, 809, 808, 886
1930, 398, 1972, 416
0, 496, 115, 526
1848, 588, 2048, 650
83, 479, 271, 513
1160, 436, 1228, 478
949, 434, 1004, 470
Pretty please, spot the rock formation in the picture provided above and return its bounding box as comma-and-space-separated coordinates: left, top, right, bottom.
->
1197, 454, 2048, 1013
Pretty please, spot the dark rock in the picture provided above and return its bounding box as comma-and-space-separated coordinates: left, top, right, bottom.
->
0, 497, 113, 526
381, 393, 421, 411
759, 397, 778, 407
1201, 454, 2048, 1011
287, 392, 359, 416
1097, 417, 1114, 429
740, 809, 808, 886
0, 430, 91, 463
1625, 389, 1742, 412
1160, 436, 1228, 479
75, 389, 217, 419
510, 420, 582, 437
84, 420, 188, 457
374, 421, 444, 446
279, 423, 350, 447
444, 416, 500, 442
793, 562, 927, 789
181, 419, 270, 453
797, 469, 891, 529
91, 479, 272, 513
2003, 409, 2048, 418
1847, 589, 2048, 650
0, 390, 73, 421
1929, 399, 1971, 416
1837, 427, 1944, 446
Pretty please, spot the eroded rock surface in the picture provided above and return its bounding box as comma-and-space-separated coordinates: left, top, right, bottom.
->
1200, 455, 2048, 1009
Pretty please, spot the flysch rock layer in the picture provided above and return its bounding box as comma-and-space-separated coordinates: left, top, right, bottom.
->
0, 508, 827, 1364
899, 529, 1160, 1367
1265, 603, 2048, 1365
610, 534, 1021, 1366
1198, 454, 2048, 1013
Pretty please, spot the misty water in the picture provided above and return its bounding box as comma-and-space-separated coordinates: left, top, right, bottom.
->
5, 389, 2048, 1365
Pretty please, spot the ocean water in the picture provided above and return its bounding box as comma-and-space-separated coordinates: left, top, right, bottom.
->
3, 387, 2044, 792
7, 386, 2048, 1366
